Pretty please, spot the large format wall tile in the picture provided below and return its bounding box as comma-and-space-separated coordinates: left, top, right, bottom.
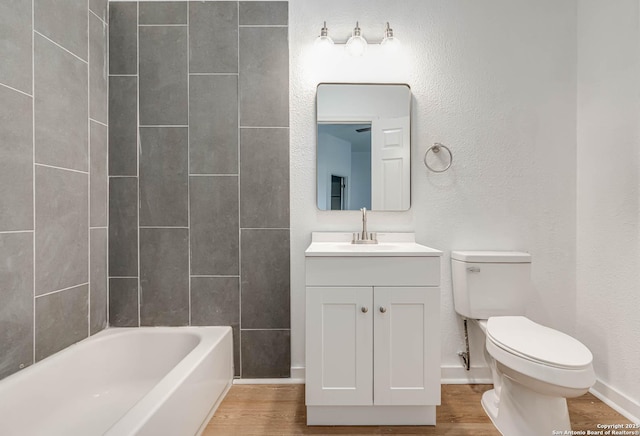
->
191, 277, 239, 326
139, 2, 187, 25
109, 76, 138, 176
191, 276, 240, 376
90, 228, 107, 335
34, 34, 88, 172
90, 14, 108, 124
189, 75, 238, 175
0, 0, 32, 94
109, 2, 137, 75
35, 285, 88, 361
139, 127, 188, 227
189, 2, 238, 74
241, 330, 290, 378
35, 166, 88, 296
0, 233, 34, 379
239, 2, 288, 26
34, 0, 87, 61
109, 177, 138, 277
190, 176, 239, 275
239, 27, 288, 127
0, 87, 33, 231
90, 121, 108, 227
139, 27, 188, 126
241, 229, 290, 329
240, 128, 289, 228
109, 278, 139, 327
140, 228, 189, 326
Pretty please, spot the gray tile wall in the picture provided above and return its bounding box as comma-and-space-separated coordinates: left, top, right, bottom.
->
108, 1, 290, 378
0, 1, 108, 381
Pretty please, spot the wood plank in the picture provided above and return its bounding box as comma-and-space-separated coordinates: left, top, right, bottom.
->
203, 384, 632, 435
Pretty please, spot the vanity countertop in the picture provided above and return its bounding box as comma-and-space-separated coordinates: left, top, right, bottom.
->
305, 232, 442, 257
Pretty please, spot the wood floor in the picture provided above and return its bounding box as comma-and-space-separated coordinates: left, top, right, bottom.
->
203, 384, 631, 435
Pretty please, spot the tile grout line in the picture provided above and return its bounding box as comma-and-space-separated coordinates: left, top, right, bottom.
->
31, 0, 36, 365
240, 328, 291, 331
139, 125, 188, 128
33, 30, 88, 65
87, 0, 92, 338
189, 174, 238, 177
139, 226, 189, 229
106, 0, 110, 329
35, 282, 90, 299
240, 126, 289, 129
136, 0, 141, 328
241, 228, 290, 231
191, 275, 240, 278
0, 81, 32, 98
89, 8, 107, 27
239, 24, 287, 28
35, 162, 89, 175
0, 230, 34, 234
189, 72, 238, 76
187, 0, 192, 327
90, 117, 108, 127
237, 0, 242, 379
138, 24, 187, 27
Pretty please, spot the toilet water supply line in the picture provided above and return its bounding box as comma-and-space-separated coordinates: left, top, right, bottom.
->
459, 318, 471, 371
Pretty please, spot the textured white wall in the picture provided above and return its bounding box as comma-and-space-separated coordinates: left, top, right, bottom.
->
290, 0, 578, 377
577, 0, 640, 420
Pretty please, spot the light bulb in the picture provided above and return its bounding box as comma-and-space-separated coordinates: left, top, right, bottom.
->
346, 21, 367, 57
381, 22, 400, 51
315, 21, 334, 50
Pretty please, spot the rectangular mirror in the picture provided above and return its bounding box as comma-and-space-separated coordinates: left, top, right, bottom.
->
316, 83, 411, 211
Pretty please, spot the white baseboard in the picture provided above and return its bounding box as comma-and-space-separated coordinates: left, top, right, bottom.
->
290, 366, 305, 382
233, 378, 304, 385
590, 379, 640, 424
441, 365, 492, 384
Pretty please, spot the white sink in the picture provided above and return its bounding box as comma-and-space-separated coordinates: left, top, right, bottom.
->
305, 233, 442, 257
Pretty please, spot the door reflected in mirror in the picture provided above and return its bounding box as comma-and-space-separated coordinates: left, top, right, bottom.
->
316, 84, 411, 211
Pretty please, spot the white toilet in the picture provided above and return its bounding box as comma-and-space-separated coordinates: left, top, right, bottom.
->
451, 251, 596, 436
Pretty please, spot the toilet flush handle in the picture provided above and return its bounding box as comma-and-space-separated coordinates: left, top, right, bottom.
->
467, 267, 481, 273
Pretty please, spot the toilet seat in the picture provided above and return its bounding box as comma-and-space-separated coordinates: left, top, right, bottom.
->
485, 316, 595, 390
486, 316, 593, 369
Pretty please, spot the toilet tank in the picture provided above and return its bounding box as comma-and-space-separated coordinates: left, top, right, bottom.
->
451, 251, 531, 319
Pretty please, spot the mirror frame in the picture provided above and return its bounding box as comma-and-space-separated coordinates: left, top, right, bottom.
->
315, 82, 412, 212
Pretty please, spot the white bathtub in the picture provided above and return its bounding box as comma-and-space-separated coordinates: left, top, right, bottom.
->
0, 327, 233, 436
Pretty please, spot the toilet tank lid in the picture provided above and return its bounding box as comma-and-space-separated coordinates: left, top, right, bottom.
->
451, 251, 531, 263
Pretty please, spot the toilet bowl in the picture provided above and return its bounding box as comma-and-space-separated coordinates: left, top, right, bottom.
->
451, 251, 596, 436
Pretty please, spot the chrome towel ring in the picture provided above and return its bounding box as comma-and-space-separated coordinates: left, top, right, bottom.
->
424, 143, 452, 173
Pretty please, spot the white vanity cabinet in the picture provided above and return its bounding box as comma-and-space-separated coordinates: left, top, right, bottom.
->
305, 233, 442, 426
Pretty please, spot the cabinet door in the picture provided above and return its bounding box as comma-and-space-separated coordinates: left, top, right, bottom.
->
306, 287, 373, 406
374, 287, 440, 406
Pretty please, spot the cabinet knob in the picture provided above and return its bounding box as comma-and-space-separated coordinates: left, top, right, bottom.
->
379, 306, 387, 313
361, 306, 368, 313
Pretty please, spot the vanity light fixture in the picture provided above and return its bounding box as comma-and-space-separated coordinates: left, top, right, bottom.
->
381, 22, 400, 50
314, 21, 334, 49
345, 22, 368, 56
315, 21, 400, 56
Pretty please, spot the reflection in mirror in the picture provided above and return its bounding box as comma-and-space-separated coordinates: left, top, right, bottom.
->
318, 123, 371, 210
316, 84, 411, 211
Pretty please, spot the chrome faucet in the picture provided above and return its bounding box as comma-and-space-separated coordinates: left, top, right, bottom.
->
352, 207, 378, 244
